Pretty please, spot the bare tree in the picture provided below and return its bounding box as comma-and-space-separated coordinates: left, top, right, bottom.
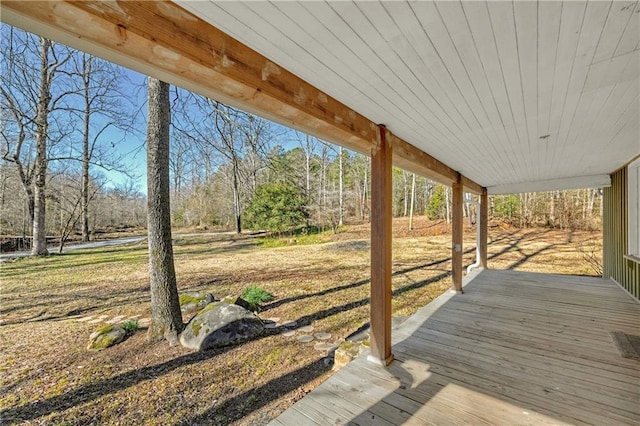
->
409, 173, 416, 230
173, 93, 271, 233
145, 78, 182, 344
73, 53, 129, 242
1, 27, 75, 255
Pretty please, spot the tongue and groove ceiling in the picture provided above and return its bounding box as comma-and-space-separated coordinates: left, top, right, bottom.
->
175, 0, 639, 194
2, 1, 637, 194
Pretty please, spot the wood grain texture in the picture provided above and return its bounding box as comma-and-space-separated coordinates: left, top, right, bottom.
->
271, 270, 640, 425
0, 0, 483, 193
181, 0, 638, 192
369, 126, 393, 365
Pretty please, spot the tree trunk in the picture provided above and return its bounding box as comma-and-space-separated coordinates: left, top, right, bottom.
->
338, 146, 344, 226
362, 157, 368, 222
31, 37, 51, 257
305, 142, 311, 227
409, 173, 416, 230
549, 191, 556, 227
232, 164, 242, 234
403, 171, 409, 217
587, 188, 595, 217
445, 186, 451, 225
81, 54, 91, 242
145, 78, 183, 344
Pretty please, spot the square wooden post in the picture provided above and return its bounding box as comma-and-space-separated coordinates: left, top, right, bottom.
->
452, 176, 463, 293
480, 189, 488, 268
369, 125, 393, 366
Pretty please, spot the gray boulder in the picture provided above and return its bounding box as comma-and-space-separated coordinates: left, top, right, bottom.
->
179, 291, 216, 312
180, 302, 264, 351
87, 324, 126, 351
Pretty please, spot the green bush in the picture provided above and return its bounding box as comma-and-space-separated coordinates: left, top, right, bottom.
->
241, 286, 274, 305
244, 183, 308, 233
494, 195, 519, 219
121, 319, 139, 334
426, 185, 446, 220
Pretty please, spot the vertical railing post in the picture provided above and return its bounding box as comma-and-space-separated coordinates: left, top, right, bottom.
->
369, 125, 393, 365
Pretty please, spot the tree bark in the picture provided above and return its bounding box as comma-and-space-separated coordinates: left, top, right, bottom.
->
403, 171, 409, 217
362, 157, 368, 222
145, 78, 183, 344
445, 186, 451, 225
31, 37, 51, 256
81, 54, 91, 242
409, 173, 416, 230
232, 163, 242, 234
338, 146, 344, 226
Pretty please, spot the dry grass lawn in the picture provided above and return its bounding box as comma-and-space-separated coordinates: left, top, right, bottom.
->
0, 217, 602, 425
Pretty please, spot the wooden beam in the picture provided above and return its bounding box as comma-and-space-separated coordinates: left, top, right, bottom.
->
369, 125, 393, 366
461, 176, 484, 197
391, 134, 456, 186
1, 0, 483, 194
480, 189, 488, 269
452, 176, 464, 293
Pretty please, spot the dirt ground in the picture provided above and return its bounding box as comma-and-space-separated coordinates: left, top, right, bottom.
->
0, 217, 602, 425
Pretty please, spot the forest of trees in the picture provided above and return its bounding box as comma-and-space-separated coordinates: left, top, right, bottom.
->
1, 25, 604, 252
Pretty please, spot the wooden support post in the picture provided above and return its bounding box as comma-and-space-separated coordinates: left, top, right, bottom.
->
452, 176, 464, 293
480, 189, 488, 269
369, 125, 393, 366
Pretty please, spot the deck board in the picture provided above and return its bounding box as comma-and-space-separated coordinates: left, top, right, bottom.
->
271, 269, 640, 425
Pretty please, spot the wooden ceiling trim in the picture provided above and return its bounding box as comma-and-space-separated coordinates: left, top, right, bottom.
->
1, 0, 483, 194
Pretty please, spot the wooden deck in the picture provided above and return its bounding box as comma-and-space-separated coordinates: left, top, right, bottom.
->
271, 269, 640, 425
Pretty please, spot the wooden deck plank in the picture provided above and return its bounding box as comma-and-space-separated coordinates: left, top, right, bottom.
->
356, 360, 579, 426
399, 333, 640, 417
419, 321, 639, 389
271, 270, 640, 425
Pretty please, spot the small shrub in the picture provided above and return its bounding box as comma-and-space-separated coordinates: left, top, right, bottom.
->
121, 319, 139, 334
241, 286, 274, 305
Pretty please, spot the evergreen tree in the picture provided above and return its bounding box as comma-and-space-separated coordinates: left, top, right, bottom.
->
244, 182, 308, 233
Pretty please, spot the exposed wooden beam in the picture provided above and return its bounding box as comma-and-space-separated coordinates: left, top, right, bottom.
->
369, 125, 393, 366
480, 189, 488, 269
452, 176, 464, 293
461, 176, 484, 197
1, 0, 483, 193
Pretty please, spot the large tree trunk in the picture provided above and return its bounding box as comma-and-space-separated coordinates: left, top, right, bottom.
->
145, 78, 183, 344
81, 55, 91, 242
31, 37, 51, 257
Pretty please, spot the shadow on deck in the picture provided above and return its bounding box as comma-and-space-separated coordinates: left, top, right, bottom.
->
272, 269, 640, 425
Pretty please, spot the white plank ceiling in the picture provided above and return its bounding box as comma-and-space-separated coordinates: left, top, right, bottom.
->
175, 0, 640, 194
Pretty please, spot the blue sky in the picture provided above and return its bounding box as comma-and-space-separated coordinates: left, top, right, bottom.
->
98, 67, 333, 196
99, 69, 148, 194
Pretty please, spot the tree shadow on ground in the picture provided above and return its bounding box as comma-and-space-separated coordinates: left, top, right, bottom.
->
0, 343, 239, 423
261, 229, 528, 313
0, 229, 572, 423
173, 358, 331, 425
0, 262, 453, 424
